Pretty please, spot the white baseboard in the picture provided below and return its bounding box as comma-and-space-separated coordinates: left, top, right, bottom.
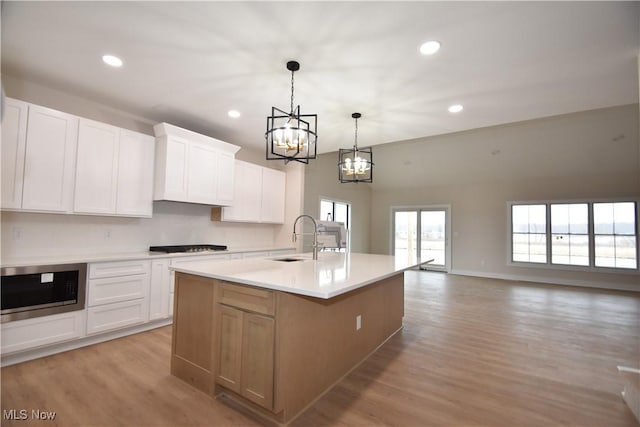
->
1, 318, 173, 367
449, 269, 639, 292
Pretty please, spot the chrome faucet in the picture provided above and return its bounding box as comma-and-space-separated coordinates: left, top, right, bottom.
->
292, 214, 320, 260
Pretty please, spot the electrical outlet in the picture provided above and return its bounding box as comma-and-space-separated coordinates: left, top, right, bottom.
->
356, 314, 362, 331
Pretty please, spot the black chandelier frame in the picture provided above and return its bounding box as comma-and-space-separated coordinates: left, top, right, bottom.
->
265, 61, 318, 164
338, 112, 374, 183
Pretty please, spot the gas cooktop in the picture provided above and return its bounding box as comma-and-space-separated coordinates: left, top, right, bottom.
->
149, 244, 228, 253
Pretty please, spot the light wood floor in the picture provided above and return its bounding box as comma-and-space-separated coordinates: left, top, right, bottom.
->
2, 272, 639, 426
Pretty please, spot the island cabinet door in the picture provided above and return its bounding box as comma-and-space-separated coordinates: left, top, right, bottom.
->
216, 304, 275, 410
241, 313, 275, 409
216, 305, 243, 393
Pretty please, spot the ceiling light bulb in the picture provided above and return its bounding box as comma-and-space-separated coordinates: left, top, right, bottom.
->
448, 104, 463, 113
419, 40, 441, 55
102, 54, 123, 67
228, 110, 240, 118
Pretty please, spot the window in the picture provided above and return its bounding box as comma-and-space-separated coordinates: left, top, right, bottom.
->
320, 198, 350, 252
512, 204, 547, 263
510, 201, 638, 271
551, 203, 589, 266
594, 202, 637, 269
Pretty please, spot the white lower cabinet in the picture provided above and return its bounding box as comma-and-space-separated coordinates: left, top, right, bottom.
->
1, 249, 294, 364
86, 299, 149, 335
86, 260, 150, 335
150, 258, 171, 321
1, 311, 86, 354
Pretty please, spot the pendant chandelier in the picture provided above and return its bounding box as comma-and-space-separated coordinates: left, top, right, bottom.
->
338, 112, 373, 183
266, 60, 318, 164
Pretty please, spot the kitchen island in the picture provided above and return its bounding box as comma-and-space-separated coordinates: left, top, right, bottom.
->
170, 252, 421, 424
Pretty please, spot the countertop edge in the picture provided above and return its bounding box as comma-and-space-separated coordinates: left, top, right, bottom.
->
172, 257, 420, 299
0, 246, 296, 268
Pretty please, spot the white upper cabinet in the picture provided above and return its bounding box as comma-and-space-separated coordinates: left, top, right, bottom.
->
153, 123, 240, 206
260, 167, 286, 223
1, 98, 29, 209
1, 97, 154, 217
116, 130, 155, 217
221, 160, 286, 224
74, 119, 119, 214
74, 119, 154, 217
216, 151, 235, 206
223, 160, 262, 222
21, 103, 79, 213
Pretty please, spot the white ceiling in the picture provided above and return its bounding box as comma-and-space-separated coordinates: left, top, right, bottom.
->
2, 1, 639, 156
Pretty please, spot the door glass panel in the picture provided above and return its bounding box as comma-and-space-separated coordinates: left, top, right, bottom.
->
394, 211, 417, 263
420, 210, 446, 266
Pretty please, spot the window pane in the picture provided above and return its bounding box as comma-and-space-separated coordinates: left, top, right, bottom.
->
593, 203, 614, 234
320, 200, 333, 221
551, 234, 570, 264
529, 233, 547, 262
569, 235, 589, 266
529, 205, 546, 234
334, 203, 348, 228
614, 202, 636, 235
512, 204, 547, 263
512, 233, 546, 263
551, 203, 588, 266
512, 205, 530, 233
569, 204, 588, 234
615, 235, 637, 269
551, 205, 569, 234
512, 233, 530, 262
594, 202, 637, 269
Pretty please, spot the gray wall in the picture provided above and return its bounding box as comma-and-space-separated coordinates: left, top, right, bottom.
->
303, 153, 372, 253
308, 104, 640, 290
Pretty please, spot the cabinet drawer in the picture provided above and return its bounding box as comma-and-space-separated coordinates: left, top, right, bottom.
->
88, 274, 149, 306
218, 283, 275, 316
86, 299, 149, 335
1, 311, 85, 354
89, 260, 150, 279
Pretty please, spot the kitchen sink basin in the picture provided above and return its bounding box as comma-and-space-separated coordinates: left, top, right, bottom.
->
273, 257, 305, 262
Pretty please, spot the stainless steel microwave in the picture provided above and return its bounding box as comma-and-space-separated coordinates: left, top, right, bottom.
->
1, 263, 87, 323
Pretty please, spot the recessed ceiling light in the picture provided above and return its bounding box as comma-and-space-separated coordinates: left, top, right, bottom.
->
448, 104, 463, 113
102, 54, 123, 68
419, 40, 441, 55
228, 110, 241, 118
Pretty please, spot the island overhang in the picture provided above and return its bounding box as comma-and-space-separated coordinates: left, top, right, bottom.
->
169, 252, 422, 299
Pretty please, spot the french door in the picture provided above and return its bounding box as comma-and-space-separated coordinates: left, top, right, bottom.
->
393, 206, 450, 271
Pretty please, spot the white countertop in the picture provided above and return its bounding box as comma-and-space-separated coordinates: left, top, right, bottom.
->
170, 252, 423, 299
0, 246, 295, 268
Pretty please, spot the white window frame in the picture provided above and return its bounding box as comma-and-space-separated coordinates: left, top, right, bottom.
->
507, 199, 639, 273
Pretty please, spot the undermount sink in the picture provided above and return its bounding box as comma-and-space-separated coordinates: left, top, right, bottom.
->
273, 257, 305, 262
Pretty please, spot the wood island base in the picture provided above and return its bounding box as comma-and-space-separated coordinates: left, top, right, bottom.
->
171, 272, 405, 425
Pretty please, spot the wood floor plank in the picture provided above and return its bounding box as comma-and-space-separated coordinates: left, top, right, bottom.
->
2, 271, 638, 426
